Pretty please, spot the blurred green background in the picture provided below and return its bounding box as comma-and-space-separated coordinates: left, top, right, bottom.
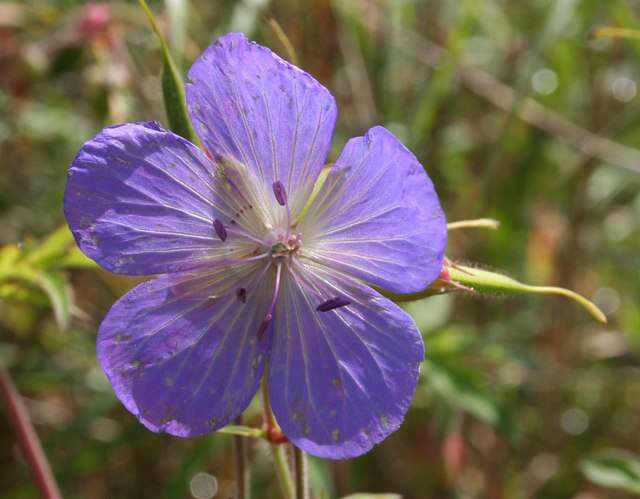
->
1, 0, 640, 498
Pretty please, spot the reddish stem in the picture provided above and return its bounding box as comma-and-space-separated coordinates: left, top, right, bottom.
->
0, 368, 62, 499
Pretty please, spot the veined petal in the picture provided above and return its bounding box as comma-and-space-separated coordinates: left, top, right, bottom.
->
97, 263, 273, 436
186, 33, 337, 215
64, 121, 253, 275
268, 260, 424, 459
300, 126, 447, 294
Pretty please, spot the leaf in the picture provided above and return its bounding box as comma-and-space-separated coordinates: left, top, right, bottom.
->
138, 0, 196, 143
55, 247, 98, 270
27, 271, 71, 332
0, 268, 71, 331
581, 449, 640, 494
24, 225, 75, 266
0, 245, 21, 273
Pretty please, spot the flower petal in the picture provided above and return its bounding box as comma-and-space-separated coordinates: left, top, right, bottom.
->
64, 121, 251, 275
97, 264, 273, 436
268, 260, 424, 459
301, 126, 447, 294
186, 33, 337, 213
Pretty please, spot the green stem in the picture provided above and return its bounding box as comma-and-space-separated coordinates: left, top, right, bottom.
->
294, 446, 309, 499
233, 415, 249, 499
261, 375, 294, 499
273, 444, 295, 499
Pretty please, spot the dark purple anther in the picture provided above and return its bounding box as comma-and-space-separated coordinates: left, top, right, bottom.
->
236, 288, 247, 303
316, 297, 351, 312
213, 219, 227, 241
272, 180, 288, 206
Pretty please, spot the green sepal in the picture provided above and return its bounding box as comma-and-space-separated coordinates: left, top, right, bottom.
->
385, 263, 606, 324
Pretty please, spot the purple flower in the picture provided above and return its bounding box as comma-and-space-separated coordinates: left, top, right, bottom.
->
64, 33, 447, 459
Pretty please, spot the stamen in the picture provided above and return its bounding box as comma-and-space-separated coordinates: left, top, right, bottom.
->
272, 181, 288, 206
213, 219, 227, 241
316, 297, 351, 312
236, 288, 247, 303
257, 263, 282, 340
272, 180, 292, 237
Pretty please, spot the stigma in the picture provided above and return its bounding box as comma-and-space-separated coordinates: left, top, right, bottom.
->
271, 232, 302, 258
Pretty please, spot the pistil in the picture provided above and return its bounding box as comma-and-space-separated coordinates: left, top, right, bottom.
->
257, 263, 282, 340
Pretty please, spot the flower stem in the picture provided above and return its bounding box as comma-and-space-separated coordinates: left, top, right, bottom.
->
273, 444, 295, 499
294, 446, 309, 499
0, 367, 62, 499
261, 374, 294, 499
233, 414, 249, 499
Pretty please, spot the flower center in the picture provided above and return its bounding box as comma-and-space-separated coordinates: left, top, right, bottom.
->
270, 232, 302, 259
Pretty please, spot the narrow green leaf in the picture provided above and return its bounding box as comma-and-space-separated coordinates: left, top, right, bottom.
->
447, 265, 607, 323
266, 17, 299, 66
581, 449, 640, 494
138, 0, 196, 143
32, 271, 71, 332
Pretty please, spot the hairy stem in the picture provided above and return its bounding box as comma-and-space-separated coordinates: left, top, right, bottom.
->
0, 368, 62, 499
233, 414, 249, 499
294, 446, 309, 499
261, 375, 294, 499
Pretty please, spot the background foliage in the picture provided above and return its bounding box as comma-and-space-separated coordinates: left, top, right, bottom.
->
1, 0, 640, 498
